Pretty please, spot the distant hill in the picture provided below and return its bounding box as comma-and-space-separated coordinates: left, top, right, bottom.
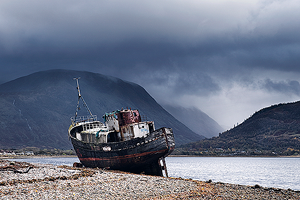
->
0, 69, 204, 149
178, 102, 300, 156
162, 105, 223, 138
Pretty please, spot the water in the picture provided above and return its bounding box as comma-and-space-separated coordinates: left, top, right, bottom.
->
166, 157, 300, 191
10, 156, 300, 191
10, 157, 80, 167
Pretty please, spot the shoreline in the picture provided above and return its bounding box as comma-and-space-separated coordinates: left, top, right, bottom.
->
0, 155, 78, 159
169, 154, 300, 158
2, 154, 300, 159
0, 160, 299, 199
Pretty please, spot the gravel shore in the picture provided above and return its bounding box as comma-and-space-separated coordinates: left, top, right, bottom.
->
0, 160, 299, 199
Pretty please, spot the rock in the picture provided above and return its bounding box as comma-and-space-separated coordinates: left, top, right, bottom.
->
73, 162, 83, 168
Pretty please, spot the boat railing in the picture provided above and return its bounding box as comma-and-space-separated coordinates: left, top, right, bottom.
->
71, 115, 98, 124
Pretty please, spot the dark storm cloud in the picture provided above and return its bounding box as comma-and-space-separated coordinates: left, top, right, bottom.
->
1, 0, 299, 78
262, 79, 300, 95
1, 0, 300, 126
138, 70, 221, 96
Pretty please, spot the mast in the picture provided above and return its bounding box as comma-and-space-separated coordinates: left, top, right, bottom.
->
75, 77, 82, 98
73, 78, 93, 121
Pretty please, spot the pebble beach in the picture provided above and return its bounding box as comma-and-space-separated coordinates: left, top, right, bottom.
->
0, 160, 299, 199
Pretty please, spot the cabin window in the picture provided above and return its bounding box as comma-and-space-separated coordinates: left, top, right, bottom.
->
149, 123, 154, 133
107, 132, 121, 142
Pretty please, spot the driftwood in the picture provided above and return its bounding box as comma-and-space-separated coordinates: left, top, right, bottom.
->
0, 166, 33, 173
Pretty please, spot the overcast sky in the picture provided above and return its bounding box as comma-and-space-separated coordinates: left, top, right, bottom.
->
1, 0, 300, 129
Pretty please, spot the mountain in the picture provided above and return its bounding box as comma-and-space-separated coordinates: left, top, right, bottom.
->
0, 69, 204, 149
178, 102, 300, 155
162, 105, 223, 138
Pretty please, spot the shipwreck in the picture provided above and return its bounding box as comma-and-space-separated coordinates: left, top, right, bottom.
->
68, 78, 175, 176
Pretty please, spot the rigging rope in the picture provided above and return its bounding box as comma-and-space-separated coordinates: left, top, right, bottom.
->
73, 77, 93, 122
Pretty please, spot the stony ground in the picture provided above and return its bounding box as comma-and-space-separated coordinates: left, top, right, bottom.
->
0, 160, 299, 199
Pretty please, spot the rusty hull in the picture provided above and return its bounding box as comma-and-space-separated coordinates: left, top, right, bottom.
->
69, 127, 175, 176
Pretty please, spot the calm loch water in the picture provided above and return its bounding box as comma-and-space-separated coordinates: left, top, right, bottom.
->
166, 157, 300, 191
10, 156, 300, 191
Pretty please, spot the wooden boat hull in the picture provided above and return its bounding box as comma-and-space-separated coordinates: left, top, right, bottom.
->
69, 127, 175, 176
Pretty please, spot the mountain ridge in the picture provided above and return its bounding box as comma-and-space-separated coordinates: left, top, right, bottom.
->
162, 105, 223, 138
0, 69, 204, 149
177, 101, 300, 156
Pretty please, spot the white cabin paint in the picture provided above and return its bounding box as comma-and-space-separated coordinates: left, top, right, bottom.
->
133, 122, 150, 138
120, 122, 153, 141
76, 133, 82, 141
70, 111, 155, 144
105, 116, 119, 132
